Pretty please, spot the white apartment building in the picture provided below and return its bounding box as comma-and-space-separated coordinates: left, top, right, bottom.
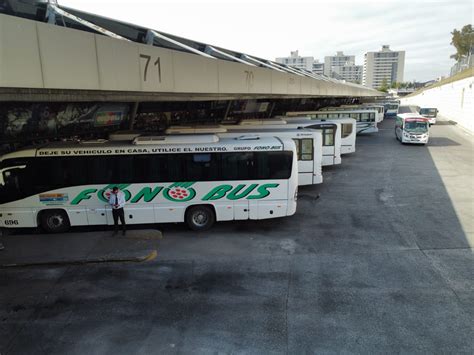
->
363, 45, 405, 88
324, 51, 355, 76
332, 65, 363, 83
312, 60, 324, 75
323, 52, 361, 83
275, 50, 314, 71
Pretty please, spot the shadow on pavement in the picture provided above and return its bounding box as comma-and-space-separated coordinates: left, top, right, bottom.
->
0, 119, 472, 354
428, 137, 461, 146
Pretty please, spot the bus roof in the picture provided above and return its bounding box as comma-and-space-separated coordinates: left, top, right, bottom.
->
397, 113, 429, 121
286, 109, 377, 115
165, 125, 227, 134
226, 121, 339, 131
283, 116, 356, 124
0, 136, 294, 161
218, 128, 321, 137
236, 119, 288, 126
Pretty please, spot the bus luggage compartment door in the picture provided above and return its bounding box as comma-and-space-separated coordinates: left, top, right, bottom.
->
121, 204, 155, 225
233, 201, 249, 220
256, 200, 287, 219
87, 205, 109, 225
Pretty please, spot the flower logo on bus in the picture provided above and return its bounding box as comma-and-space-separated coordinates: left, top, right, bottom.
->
163, 182, 196, 202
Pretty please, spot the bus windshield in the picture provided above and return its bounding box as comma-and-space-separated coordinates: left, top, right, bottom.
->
405, 121, 428, 133
420, 108, 436, 115
0, 159, 32, 204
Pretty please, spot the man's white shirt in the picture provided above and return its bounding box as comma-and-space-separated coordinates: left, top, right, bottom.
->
109, 191, 126, 209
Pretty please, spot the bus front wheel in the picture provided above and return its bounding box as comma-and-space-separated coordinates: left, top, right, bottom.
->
185, 206, 215, 231
40, 210, 70, 233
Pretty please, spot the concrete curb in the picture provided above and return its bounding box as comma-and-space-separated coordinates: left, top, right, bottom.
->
0, 249, 158, 268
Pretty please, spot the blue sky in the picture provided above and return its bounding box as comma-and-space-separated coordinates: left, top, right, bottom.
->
60, 0, 472, 82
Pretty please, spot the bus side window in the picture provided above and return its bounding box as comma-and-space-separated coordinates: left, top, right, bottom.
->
110, 156, 134, 184
300, 139, 313, 160
134, 155, 156, 183
342, 124, 353, 138
255, 152, 292, 179
163, 154, 183, 182
323, 129, 335, 146
221, 152, 254, 180
88, 156, 113, 184
185, 153, 219, 181
63, 157, 88, 187
34, 158, 67, 191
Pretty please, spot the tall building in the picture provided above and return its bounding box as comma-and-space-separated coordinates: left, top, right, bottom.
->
275, 50, 314, 71
332, 65, 363, 83
363, 45, 405, 88
324, 51, 355, 76
323, 51, 362, 83
312, 60, 324, 75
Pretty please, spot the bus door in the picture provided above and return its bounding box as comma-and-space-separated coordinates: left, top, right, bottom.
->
293, 138, 314, 186
308, 124, 336, 166
395, 116, 403, 139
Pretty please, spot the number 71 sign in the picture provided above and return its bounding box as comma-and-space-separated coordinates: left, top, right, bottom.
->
139, 54, 161, 83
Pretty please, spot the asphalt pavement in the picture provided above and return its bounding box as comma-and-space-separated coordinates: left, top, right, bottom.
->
1, 117, 473, 354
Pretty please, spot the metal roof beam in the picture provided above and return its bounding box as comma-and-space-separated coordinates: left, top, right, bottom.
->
240, 54, 286, 72
145, 29, 215, 59
268, 61, 304, 76
45, 4, 130, 41
204, 46, 256, 66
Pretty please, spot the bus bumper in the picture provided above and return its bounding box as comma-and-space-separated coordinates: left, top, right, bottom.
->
401, 136, 429, 144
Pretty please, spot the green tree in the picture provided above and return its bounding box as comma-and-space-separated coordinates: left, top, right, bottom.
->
450, 24, 474, 61
379, 78, 389, 92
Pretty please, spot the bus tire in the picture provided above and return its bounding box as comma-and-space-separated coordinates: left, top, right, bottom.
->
40, 209, 70, 233
185, 205, 215, 231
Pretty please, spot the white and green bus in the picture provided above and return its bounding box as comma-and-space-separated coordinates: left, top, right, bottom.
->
286, 109, 378, 134
0, 135, 298, 232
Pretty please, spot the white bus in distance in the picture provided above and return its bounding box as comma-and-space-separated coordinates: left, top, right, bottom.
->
280, 117, 356, 155
218, 129, 323, 186
419, 108, 438, 125
0, 135, 298, 233
395, 114, 430, 144
384, 102, 399, 117
224, 120, 342, 166
286, 110, 378, 134
322, 105, 385, 123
